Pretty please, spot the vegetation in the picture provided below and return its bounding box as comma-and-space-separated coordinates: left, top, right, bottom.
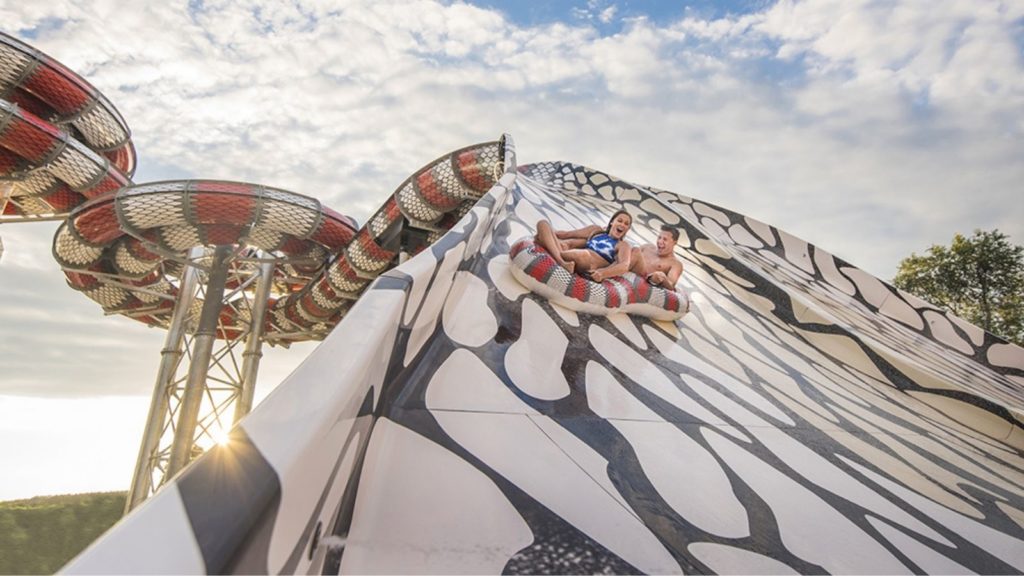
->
0, 492, 125, 575
894, 229, 1024, 346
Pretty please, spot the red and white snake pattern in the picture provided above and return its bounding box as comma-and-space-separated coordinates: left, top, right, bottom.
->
509, 237, 690, 321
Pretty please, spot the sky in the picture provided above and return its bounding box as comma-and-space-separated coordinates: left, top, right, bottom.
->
0, 0, 1022, 501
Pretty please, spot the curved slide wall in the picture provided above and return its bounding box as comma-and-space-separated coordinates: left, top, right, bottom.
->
66, 147, 1024, 574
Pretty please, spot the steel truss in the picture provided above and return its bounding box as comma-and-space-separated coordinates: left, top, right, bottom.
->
125, 246, 276, 512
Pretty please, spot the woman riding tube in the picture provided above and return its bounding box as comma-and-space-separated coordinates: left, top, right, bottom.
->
533, 210, 633, 283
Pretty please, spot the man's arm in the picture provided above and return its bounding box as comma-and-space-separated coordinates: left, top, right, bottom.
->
664, 259, 683, 288
648, 259, 683, 289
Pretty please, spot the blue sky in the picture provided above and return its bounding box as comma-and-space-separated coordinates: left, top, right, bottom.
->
473, 0, 767, 28
1, 0, 1023, 500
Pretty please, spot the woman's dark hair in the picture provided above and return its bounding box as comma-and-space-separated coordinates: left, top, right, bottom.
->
606, 209, 632, 233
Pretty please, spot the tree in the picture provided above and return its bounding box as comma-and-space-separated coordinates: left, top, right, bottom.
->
893, 229, 1024, 346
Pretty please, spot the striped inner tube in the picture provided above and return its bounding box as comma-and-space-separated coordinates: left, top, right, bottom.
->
508, 237, 689, 321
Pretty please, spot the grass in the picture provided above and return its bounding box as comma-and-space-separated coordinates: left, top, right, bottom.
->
0, 492, 125, 575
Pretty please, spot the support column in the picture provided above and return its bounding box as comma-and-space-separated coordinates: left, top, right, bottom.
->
166, 245, 232, 477
125, 247, 202, 512
0, 182, 11, 262
0, 181, 11, 215
233, 259, 274, 423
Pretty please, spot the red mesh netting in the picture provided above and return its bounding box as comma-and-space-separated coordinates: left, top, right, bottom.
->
41, 186, 84, 212
5, 88, 52, 120
81, 171, 129, 199
310, 210, 357, 249
192, 191, 256, 225
23, 64, 92, 116
1, 113, 61, 163
194, 181, 253, 195
416, 169, 459, 210
74, 202, 122, 244
457, 150, 492, 192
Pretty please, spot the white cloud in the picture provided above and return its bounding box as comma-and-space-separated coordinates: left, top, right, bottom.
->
599, 5, 617, 24
1, 0, 1021, 498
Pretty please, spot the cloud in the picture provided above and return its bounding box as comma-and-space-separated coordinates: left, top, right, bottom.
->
1, 0, 1021, 502
1, 0, 1021, 403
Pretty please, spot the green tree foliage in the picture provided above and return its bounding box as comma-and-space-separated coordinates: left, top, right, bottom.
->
894, 229, 1024, 346
0, 492, 125, 575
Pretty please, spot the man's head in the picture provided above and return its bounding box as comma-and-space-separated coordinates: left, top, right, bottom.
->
606, 210, 632, 240
656, 225, 680, 256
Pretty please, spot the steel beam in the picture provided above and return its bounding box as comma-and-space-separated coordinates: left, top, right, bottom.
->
125, 247, 202, 512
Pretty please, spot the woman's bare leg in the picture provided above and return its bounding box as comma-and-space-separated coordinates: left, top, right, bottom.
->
535, 220, 574, 272
562, 249, 607, 275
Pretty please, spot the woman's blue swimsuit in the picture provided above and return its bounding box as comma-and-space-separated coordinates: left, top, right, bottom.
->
586, 233, 618, 263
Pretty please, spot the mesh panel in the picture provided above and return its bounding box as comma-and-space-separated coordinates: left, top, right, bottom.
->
344, 231, 395, 276
454, 144, 500, 194
126, 237, 160, 262
54, 224, 104, 266
189, 191, 255, 226
86, 283, 129, 309
113, 239, 159, 277
268, 307, 292, 332
133, 278, 171, 304
519, 162, 559, 182
24, 64, 91, 116
0, 109, 61, 163
258, 196, 318, 238
415, 162, 462, 211
80, 170, 128, 200
367, 197, 401, 237
327, 256, 370, 293
9, 169, 60, 197
7, 195, 49, 216
0, 43, 31, 88
289, 244, 326, 275
310, 280, 341, 310
294, 297, 321, 323
0, 147, 28, 173
40, 186, 82, 212
52, 138, 111, 189
186, 298, 204, 330
103, 143, 134, 174
64, 270, 99, 290
72, 202, 121, 244
232, 304, 252, 327
73, 104, 129, 150
122, 181, 188, 196
121, 192, 189, 230
159, 225, 202, 251
426, 228, 445, 245
264, 188, 318, 210
395, 180, 444, 223
246, 226, 285, 252
309, 213, 356, 250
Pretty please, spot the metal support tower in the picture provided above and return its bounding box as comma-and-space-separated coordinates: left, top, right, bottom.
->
125, 247, 278, 512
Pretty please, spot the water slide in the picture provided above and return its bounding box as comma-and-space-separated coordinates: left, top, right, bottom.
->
64, 140, 1024, 574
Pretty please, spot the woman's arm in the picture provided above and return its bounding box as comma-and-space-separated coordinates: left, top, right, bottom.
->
589, 242, 633, 282
555, 224, 602, 241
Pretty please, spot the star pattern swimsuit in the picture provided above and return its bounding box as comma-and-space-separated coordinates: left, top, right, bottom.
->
586, 233, 618, 264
